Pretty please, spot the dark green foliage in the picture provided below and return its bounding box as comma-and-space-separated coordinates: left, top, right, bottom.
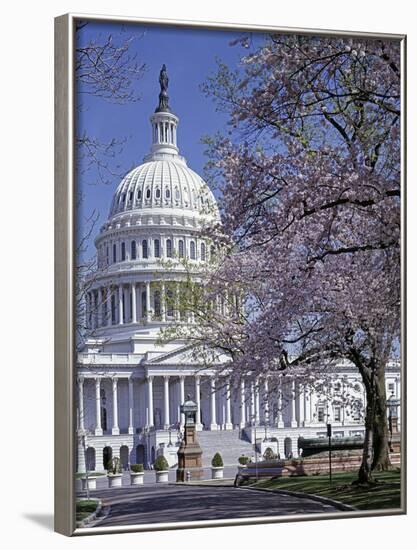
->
211, 452, 224, 467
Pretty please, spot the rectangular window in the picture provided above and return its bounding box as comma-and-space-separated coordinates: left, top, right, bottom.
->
317, 407, 325, 422
154, 239, 160, 258
334, 406, 341, 422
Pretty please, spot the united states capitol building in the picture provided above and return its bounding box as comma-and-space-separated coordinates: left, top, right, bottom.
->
76, 68, 401, 473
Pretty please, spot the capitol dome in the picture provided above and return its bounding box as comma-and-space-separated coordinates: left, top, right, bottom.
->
85, 65, 220, 339
109, 157, 218, 220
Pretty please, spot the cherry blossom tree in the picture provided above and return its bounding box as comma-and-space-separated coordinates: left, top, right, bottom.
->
193, 34, 401, 484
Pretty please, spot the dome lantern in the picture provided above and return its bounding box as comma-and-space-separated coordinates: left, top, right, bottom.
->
146, 65, 179, 160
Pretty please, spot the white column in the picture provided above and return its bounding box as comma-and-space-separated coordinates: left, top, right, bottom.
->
137, 283, 142, 321
128, 378, 134, 434
164, 376, 170, 429
304, 389, 311, 425
225, 379, 232, 430
95, 378, 103, 436
240, 379, 246, 429
102, 287, 108, 327
195, 376, 202, 430
118, 284, 124, 325
131, 283, 137, 324
291, 379, 297, 427
77, 377, 85, 432
277, 381, 284, 428
175, 282, 180, 321
161, 282, 166, 322
77, 433, 86, 473
146, 281, 151, 322
147, 376, 154, 428
250, 381, 256, 426
112, 378, 120, 435
298, 383, 305, 427
210, 377, 218, 430
255, 381, 260, 425
264, 378, 270, 426
179, 376, 185, 428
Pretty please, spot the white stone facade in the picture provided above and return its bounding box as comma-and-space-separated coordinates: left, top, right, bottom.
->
76, 87, 401, 473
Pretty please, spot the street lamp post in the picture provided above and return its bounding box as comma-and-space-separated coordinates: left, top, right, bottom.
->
327, 423, 332, 485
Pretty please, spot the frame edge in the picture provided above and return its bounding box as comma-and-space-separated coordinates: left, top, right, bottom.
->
54, 13, 75, 537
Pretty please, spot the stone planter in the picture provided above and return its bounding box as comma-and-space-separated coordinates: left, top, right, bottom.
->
211, 466, 224, 480
155, 470, 169, 483
81, 476, 98, 490
107, 473, 123, 488
130, 472, 144, 486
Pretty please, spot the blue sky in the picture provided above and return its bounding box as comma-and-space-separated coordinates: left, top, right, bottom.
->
76, 20, 265, 258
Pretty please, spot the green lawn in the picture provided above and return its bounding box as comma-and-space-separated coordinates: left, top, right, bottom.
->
253, 470, 401, 511
76, 499, 99, 522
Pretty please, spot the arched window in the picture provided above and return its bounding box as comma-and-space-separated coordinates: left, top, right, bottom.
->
106, 246, 109, 266
165, 187, 170, 199
210, 245, 215, 262
154, 239, 160, 258
178, 240, 184, 258
129, 191, 133, 202
137, 189, 142, 200
166, 239, 172, 258
155, 188, 161, 199
121, 242, 126, 261
146, 188, 151, 199
131, 240, 137, 260
142, 240, 148, 259
190, 241, 196, 260
113, 244, 117, 263
175, 187, 180, 200
200, 242, 206, 261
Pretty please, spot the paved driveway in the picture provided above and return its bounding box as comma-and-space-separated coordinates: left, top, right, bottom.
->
85, 484, 340, 527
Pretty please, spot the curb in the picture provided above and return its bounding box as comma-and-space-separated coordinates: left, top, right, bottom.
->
77, 499, 103, 528
242, 486, 357, 511
171, 479, 235, 487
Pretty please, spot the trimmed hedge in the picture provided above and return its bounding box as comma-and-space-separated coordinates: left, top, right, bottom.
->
211, 452, 224, 467
154, 455, 169, 471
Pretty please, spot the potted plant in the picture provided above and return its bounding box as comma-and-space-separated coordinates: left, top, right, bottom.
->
107, 457, 123, 488
154, 455, 169, 483
130, 463, 144, 485
263, 447, 277, 461
79, 471, 102, 491
211, 452, 224, 479
237, 455, 249, 473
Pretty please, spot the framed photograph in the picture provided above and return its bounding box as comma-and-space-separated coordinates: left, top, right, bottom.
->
54, 13, 406, 536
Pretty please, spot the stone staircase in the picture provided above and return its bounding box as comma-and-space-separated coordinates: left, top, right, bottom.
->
196, 429, 254, 467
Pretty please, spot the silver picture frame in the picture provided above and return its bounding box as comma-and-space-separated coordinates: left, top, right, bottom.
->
54, 12, 407, 536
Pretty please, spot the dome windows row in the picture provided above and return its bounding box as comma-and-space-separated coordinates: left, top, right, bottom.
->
114, 184, 212, 213
98, 237, 209, 267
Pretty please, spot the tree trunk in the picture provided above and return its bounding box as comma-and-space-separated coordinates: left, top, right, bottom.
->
356, 365, 391, 484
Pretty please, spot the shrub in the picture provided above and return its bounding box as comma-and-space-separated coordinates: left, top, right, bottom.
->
154, 455, 169, 471
130, 464, 144, 473
211, 452, 223, 468
107, 456, 122, 475
238, 455, 249, 465
263, 447, 277, 461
